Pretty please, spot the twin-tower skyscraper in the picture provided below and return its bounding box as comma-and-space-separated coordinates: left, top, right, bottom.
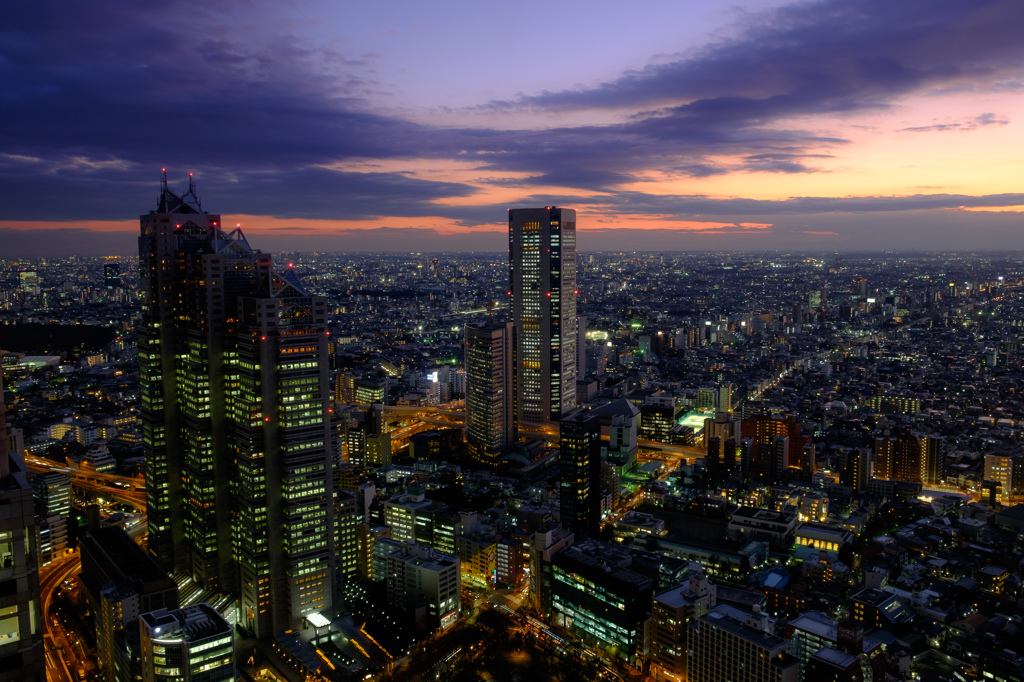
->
466, 207, 579, 467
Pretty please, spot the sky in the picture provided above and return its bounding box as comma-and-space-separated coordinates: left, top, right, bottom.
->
2, 0, 1024, 255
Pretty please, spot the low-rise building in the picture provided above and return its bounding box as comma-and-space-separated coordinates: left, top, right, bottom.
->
139, 603, 234, 682
550, 539, 654, 666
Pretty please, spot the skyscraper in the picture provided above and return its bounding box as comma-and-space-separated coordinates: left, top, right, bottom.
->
559, 408, 601, 540
0, 371, 44, 681
138, 173, 335, 639
464, 321, 515, 468
508, 207, 578, 427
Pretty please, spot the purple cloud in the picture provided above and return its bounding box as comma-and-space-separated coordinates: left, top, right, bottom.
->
901, 112, 1010, 132
1, 0, 1023, 249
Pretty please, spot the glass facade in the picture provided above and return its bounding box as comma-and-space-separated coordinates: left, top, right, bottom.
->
139, 181, 334, 640
508, 208, 578, 427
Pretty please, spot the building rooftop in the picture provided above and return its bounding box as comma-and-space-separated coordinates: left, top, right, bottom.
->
141, 603, 231, 643
84, 527, 173, 586
701, 605, 785, 650
811, 646, 860, 668
789, 611, 837, 640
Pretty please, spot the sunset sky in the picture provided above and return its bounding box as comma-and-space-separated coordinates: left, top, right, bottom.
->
2, 0, 1023, 255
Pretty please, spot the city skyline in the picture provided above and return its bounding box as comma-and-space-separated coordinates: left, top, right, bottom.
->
3, 0, 1024, 255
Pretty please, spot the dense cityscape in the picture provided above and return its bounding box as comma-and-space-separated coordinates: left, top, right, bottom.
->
1, 182, 1024, 682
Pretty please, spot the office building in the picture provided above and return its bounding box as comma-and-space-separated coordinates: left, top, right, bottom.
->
591, 399, 640, 475
138, 175, 335, 639
385, 542, 461, 632
80, 527, 180, 678
18, 270, 39, 293
353, 377, 388, 406
366, 433, 392, 466
139, 603, 234, 682
784, 612, 883, 681
577, 315, 587, 379
550, 539, 653, 666
455, 533, 497, 589
334, 488, 359, 584
36, 515, 68, 566
508, 207, 578, 427
465, 321, 515, 468
688, 604, 798, 682
356, 524, 391, 581
529, 525, 574, 616
0, 372, 44, 681
105, 262, 122, 290
637, 392, 679, 444
31, 471, 71, 518
559, 409, 602, 541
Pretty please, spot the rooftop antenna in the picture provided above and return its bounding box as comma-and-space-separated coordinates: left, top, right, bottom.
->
188, 172, 201, 210
161, 168, 168, 193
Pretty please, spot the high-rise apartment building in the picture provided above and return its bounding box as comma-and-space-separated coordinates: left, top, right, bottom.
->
138, 174, 335, 639
873, 431, 943, 485
464, 321, 515, 468
508, 207, 578, 427
688, 604, 798, 682
559, 409, 602, 541
651, 571, 717, 681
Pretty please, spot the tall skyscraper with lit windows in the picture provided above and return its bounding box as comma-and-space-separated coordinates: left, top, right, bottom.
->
464, 321, 515, 468
138, 172, 335, 639
508, 207, 578, 428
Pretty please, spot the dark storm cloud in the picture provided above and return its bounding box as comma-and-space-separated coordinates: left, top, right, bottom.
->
461, 0, 1024, 181
2, 0, 1023, 232
0, 164, 477, 222
512, 0, 1024, 114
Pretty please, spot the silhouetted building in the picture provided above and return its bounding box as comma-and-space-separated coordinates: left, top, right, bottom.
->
0, 372, 44, 681
104, 262, 122, 290
465, 321, 515, 468
560, 409, 602, 540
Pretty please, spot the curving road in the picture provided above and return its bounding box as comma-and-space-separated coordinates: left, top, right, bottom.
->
40, 551, 84, 682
